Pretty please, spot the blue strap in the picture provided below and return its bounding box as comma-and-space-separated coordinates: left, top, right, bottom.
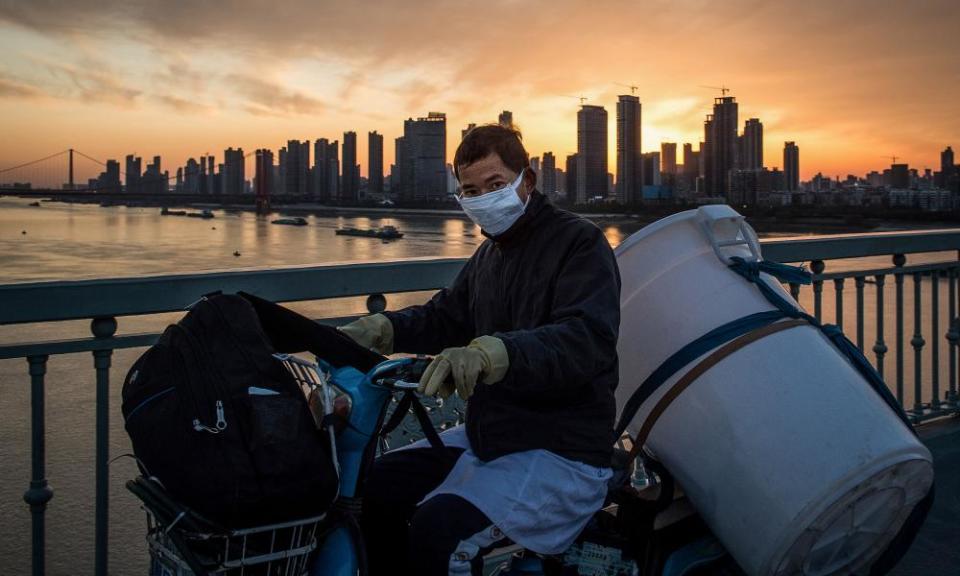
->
729, 256, 914, 431
727, 256, 811, 318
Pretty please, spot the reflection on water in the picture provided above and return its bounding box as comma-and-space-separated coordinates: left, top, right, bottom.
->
603, 225, 624, 247
0, 199, 487, 283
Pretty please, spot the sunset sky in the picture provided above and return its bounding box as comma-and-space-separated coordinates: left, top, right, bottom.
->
1, 0, 958, 184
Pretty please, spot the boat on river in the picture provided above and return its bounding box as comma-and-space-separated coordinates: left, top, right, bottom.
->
160, 207, 213, 218
335, 225, 403, 239
271, 217, 308, 226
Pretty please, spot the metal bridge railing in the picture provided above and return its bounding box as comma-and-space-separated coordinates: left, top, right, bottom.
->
2, 230, 960, 575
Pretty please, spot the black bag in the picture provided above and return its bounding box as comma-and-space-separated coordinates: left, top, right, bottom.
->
121, 292, 381, 527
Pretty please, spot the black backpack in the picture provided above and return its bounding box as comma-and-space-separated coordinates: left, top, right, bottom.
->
121, 292, 383, 527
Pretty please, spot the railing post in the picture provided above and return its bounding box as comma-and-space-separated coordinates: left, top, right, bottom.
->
789, 282, 801, 303
931, 270, 941, 410
911, 273, 925, 418
91, 316, 117, 576
834, 277, 845, 330
811, 260, 825, 322
366, 293, 387, 314
24, 355, 53, 576
894, 254, 906, 405
873, 274, 887, 379
948, 268, 959, 406
855, 276, 866, 351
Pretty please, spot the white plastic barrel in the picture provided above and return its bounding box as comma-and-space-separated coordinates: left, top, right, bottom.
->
615, 205, 933, 576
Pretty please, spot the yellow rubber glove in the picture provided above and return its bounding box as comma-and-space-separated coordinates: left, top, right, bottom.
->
337, 313, 394, 355
419, 336, 509, 400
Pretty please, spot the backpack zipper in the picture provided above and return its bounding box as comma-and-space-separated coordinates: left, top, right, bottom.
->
193, 400, 227, 434
170, 323, 228, 434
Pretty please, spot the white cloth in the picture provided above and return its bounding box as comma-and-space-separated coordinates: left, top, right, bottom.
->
397, 425, 612, 555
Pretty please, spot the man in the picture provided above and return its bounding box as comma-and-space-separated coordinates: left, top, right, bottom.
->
340, 124, 620, 575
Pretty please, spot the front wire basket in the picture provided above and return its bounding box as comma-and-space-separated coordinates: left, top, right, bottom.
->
129, 475, 326, 576
143, 501, 325, 576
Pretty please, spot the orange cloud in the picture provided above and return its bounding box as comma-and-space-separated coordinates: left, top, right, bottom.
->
0, 0, 957, 181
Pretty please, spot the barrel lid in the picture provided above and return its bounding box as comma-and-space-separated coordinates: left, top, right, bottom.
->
772, 458, 934, 576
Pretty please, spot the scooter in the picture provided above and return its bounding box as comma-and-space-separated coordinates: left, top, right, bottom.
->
131, 350, 731, 576
285, 353, 732, 576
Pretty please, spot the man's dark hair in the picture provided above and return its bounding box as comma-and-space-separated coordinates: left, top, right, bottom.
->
454, 124, 530, 180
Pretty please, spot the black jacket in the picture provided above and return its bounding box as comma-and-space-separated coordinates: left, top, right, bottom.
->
383, 191, 620, 467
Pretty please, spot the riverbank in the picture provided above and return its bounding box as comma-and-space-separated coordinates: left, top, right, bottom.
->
33, 196, 960, 237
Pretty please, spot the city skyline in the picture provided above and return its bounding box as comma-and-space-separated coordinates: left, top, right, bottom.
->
0, 1, 957, 183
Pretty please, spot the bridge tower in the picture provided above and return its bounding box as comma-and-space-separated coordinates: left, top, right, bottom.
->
68, 148, 74, 190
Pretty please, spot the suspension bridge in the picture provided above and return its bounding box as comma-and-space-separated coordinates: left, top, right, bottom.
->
0, 149, 275, 210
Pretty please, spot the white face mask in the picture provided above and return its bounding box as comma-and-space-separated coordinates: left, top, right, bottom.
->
457, 169, 528, 235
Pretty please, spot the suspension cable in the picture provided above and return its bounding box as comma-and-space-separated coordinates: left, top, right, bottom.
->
0, 150, 70, 174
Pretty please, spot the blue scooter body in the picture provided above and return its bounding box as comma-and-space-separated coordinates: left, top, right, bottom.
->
309, 358, 414, 575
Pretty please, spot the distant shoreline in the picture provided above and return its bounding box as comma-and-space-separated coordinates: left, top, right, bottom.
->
18, 195, 960, 237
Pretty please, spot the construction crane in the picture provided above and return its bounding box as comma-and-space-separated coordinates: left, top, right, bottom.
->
700, 84, 731, 96
559, 95, 589, 105
881, 155, 900, 164
615, 82, 639, 95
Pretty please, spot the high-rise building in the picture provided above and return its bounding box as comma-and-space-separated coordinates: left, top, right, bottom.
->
222, 147, 245, 195
661, 142, 677, 176
530, 156, 540, 180
341, 131, 360, 202
940, 146, 956, 188
682, 143, 697, 177
741, 118, 763, 170
729, 168, 772, 206
125, 154, 142, 194
282, 140, 310, 196
184, 158, 200, 193
642, 152, 661, 186
498, 110, 513, 127
393, 136, 406, 198
704, 96, 738, 196
461, 123, 477, 141
141, 155, 168, 195
542, 152, 557, 195
577, 104, 608, 204
565, 154, 578, 203
327, 140, 340, 199
615, 95, 642, 204
200, 155, 209, 194
400, 112, 447, 201
206, 156, 215, 195
784, 141, 800, 192
368, 131, 384, 196
254, 148, 273, 211
313, 139, 331, 200
891, 164, 910, 189
94, 159, 122, 192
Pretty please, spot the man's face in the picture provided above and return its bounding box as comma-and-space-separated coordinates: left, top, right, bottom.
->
458, 153, 532, 202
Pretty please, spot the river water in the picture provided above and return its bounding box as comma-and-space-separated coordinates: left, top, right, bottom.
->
0, 197, 956, 575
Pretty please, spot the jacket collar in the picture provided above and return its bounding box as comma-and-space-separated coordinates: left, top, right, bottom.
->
481, 190, 550, 246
